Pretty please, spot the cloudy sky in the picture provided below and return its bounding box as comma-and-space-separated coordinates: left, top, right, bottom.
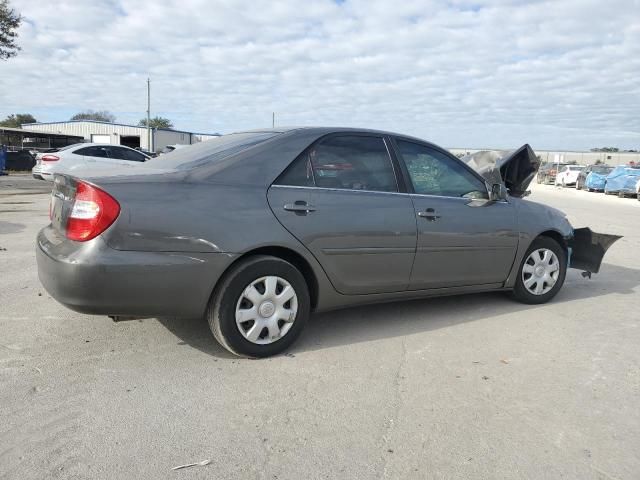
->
1, 0, 639, 149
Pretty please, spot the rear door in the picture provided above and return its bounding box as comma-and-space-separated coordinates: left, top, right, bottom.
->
267, 134, 417, 295
392, 139, 519, 290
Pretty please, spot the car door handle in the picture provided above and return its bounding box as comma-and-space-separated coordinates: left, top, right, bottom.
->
417, 208, 440, 221
284, 201, 316, 214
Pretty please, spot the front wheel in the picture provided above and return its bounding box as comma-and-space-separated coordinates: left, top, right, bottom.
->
575, 179, 581, 190
511, 237, 567, 305
207, 255, 310, 358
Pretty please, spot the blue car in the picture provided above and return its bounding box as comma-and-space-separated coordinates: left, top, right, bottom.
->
576, 164, 613, 191
604, 166, 640, 197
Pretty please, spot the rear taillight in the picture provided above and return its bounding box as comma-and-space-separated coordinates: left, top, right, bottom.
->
41, 154, 60, 162
66, 182, 120, 242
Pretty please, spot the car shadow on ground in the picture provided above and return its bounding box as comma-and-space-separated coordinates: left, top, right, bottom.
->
156, 263, 640, 359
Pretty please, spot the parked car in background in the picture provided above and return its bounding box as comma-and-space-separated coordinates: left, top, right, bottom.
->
32, 143, 150, 181
555, 165, 585, 187
576, 164, 613, 191
37, 127, 620, 357
604, 166, 640, 197
536, 162, 568, 184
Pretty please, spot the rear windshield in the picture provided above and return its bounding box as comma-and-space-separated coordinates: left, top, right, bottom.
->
148, 132, 279, 170
568, 166, 584, 171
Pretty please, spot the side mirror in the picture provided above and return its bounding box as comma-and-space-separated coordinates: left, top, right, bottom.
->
489, 183, 508, 201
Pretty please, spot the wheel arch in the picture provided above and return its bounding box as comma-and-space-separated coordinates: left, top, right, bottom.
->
536, 229, 569, 253
215, 246, 320, 311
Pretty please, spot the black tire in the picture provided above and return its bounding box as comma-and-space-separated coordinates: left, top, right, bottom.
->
618, 191, 625, 198
207, 255, 310, 358
510, 236, 567, 305
575, 179, 581, 190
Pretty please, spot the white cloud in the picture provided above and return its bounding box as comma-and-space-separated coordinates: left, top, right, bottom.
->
1, 0, 639, 149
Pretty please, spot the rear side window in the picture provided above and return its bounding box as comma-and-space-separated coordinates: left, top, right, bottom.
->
276, 135, 398, 193
313, 136, 397, 192
149, 132, 279, 170
276, 154, 314, 187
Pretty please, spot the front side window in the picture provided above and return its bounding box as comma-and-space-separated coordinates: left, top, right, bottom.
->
116, 148, 146, 162
396, 140, 488, 199
76, 146, 109, 158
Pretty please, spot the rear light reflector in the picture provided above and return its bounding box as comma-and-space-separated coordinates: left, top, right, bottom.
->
41, 154, 60, 162
66, 181, 120, 242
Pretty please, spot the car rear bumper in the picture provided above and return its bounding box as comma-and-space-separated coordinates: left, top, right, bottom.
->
36, 226, 237, 317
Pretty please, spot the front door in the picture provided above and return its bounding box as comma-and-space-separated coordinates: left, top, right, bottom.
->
267, 134, 417, 295
392, 139, 519, 289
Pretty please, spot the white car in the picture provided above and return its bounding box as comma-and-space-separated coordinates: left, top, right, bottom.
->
32, 143, 150, 181
555, 165, 585, 187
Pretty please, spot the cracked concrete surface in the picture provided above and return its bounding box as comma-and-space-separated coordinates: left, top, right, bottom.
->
1, 175, 639, 479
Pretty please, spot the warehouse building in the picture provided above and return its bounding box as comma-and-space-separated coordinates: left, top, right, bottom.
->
22, 120, 219, 152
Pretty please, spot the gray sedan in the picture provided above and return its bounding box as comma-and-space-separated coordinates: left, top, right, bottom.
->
37, 128, 619, 357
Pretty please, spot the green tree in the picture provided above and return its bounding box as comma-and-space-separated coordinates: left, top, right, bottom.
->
0, 0, 21, 60
138, 116, 173, 129
0, 113, 36, 127
70, 110, 116, 122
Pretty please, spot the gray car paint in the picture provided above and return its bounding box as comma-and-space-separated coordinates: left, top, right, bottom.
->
36, 127, 612, 319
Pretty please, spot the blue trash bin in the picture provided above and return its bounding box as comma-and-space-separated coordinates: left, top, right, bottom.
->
0, 145, 7, 175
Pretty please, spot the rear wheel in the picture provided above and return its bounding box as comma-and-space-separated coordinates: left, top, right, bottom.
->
575, 179, 581, 190
207, 255, 310, 358
511, 237, 567, 305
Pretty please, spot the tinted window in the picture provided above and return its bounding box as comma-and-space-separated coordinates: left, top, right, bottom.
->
275, 153, 314, 187
76, 146, 109, 158
396, 140, 488, 199
149, 132, 279, 170
308, 136, 397, 192
107, 147, 128, 160
115, 147, 146, 162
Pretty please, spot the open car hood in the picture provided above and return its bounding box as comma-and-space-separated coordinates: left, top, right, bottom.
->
460, 144, 540, 198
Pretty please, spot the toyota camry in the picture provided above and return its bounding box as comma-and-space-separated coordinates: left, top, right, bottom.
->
37, 128, 620, 357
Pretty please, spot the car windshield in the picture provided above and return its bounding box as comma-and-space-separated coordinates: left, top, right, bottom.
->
569, 166, 584, 171
149, 132, 280, 170
591, 165, 612, 174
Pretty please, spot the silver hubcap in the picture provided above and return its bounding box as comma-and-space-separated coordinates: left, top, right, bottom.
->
522, 248, 560, 295
235, 276, 298, 345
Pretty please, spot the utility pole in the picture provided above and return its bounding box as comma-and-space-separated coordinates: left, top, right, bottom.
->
146, 78, 151, 151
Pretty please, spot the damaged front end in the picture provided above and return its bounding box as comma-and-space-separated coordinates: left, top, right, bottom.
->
460, 144, 540, 198
569, 227, 621, 274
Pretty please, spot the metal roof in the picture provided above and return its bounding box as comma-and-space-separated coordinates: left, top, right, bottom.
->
21, 120, 218, 136
0, 126, 84, 138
